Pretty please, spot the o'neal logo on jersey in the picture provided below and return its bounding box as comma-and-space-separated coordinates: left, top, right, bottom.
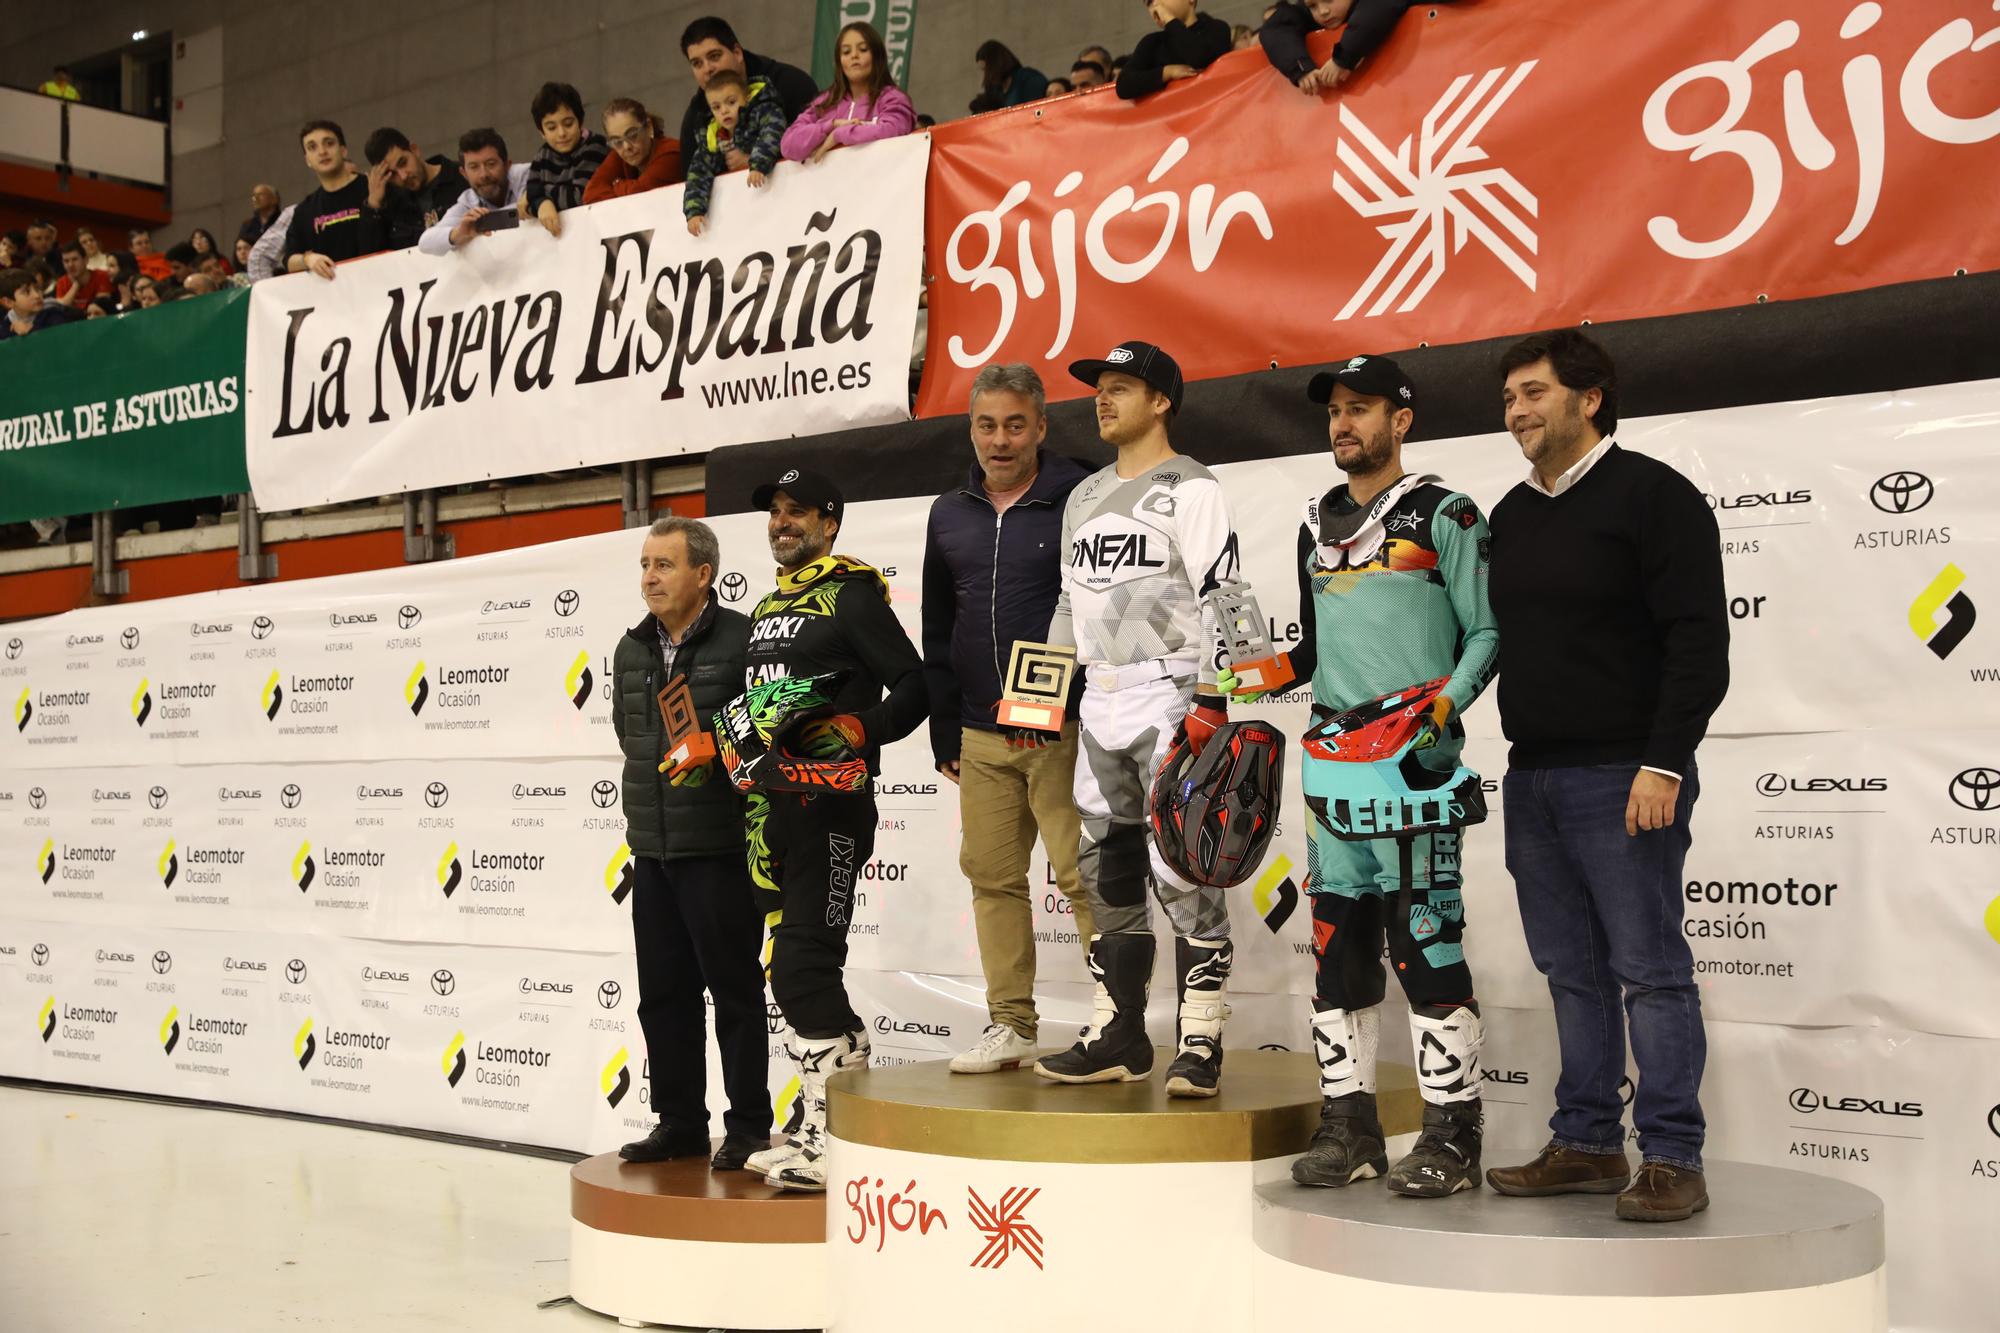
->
1069, 518, 1168, 587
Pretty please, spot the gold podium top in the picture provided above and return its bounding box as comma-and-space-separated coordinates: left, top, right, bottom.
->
829, 1050, 1420, 1164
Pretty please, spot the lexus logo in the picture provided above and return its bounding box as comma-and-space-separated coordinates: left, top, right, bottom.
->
28, 787, 47, 810
152, 950, 172, 974
148, 785, 169, 809
32, 944, 49, 967
424, 782, 449, 809
591, 780, 618, 809
1790, 1087, 1821, 1113
720, 572, 748, 603
1949, 768, 2000, 812
1869, 471, 1933, 514
120, 627, 141, 650
285, 958, 308, 984
431, 969, 455, 996
397, 605, 423, 629
250, 615, 276, 640
597, 980, 622, 1009
4, 637, 21, 660
280, 783, 303, 809
555, 589, 581, 618
1755, 773, 1786, 798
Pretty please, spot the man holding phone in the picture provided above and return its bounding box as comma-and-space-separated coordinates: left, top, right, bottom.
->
419, 128, 534, 256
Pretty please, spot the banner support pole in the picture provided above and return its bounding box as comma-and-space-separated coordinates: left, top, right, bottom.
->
235, 492, 278, 582
401, 490, 454, 564
90, 510, 128, 598
620, 460, 654, 530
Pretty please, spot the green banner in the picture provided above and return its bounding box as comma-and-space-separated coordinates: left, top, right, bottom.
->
0, 285, 250, 524
811, 0, 919, 92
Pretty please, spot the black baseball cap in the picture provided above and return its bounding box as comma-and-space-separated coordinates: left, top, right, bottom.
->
1067, 340, 1184, 413
1307, 354, 1416, 409
752, 467, 844, 524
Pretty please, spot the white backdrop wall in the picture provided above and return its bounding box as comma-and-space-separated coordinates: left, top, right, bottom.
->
4, 381, 1998, 1331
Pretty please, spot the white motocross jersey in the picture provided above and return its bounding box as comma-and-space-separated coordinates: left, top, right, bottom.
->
1046, 454, 1241, 683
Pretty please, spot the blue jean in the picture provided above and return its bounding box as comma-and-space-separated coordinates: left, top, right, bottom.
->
1503, 763, 1705, 1170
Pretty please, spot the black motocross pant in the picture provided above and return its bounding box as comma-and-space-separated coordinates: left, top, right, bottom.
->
764, 789, 875, 1039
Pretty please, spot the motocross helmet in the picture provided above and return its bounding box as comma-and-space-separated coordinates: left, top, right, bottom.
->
1300, 676, 1485, 840
713, 671, 869, 794
1149, 719, 1286, 888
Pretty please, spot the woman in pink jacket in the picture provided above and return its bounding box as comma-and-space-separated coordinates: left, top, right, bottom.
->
780, 21, 917, 165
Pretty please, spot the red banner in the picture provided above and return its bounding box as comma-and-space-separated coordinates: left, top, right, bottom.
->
916, 1, 2000, 416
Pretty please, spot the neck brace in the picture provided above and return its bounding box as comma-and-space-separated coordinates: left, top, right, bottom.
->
1317, 473, 1436, 570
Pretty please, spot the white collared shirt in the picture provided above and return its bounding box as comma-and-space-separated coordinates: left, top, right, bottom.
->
1525, 435, 1614, 498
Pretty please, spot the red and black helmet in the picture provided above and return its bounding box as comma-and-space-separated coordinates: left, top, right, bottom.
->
1148, 720, 1286, 888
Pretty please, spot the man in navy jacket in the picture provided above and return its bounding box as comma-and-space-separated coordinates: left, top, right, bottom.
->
922, 364, 1094, 1075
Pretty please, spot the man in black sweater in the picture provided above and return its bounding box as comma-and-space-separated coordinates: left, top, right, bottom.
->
609, 517, 770, 1173
1481, 329, 1729, 1224
737, 466, 927, 1193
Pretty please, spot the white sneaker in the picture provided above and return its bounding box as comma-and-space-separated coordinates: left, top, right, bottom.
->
950, 1023, 1038, 1074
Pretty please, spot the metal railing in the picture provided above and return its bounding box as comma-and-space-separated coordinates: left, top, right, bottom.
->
0, 84, 167, 188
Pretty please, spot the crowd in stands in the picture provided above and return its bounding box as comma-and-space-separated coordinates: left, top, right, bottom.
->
4, 2, 1424, 550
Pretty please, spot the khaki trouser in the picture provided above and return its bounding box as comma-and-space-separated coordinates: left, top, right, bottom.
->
958, 723, 1094, 1037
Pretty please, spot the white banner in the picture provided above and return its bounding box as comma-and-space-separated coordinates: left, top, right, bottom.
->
243, 134, 930, 511
6, 379, 2000, 1331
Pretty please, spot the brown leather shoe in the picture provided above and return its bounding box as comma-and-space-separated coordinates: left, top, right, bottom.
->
1485, 1141, 1632, 1196
1616, 1161, 1710, 1222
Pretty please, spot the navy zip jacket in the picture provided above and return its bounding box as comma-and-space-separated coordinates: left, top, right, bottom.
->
922, 450, 1093, 766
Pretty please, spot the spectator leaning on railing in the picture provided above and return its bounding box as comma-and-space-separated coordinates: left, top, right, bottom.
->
246, 205, 297, 282
39, 65, 81, 101
521, 82, 609, 239
780, 21, 915, 166
1068, 60, 1108, 91
1119, 0, 1233, 99
284, 120, 384, 280
684, 69, 786, 237
420, 128, 534, 257
363, 127, 470, 250
1261, 0, 1431, 93
969, 41, 1047, 113
677, 16, 820, 171
584, 100, 685, 204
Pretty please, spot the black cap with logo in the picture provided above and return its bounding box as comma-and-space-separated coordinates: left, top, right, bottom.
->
751, 467, 844, 525
1307, 354, 1416, 409
1067, 340, 1185, 413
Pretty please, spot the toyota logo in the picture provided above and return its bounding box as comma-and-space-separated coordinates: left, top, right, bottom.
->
1949, 767, 2000, 812
285, 959, 307, 984
555, 589, 581, 618
397, 605, 423, 629
591, 779, 618, 809
152, 950, 172, 974
148, 785, 169, 809
1989, 1104, 2000, 1139
431, 969, 456, 996
1790, 1087, 1820, 1113
424, 781, 450, 809
1869, 471, 1933, 514
32, 944, 49, 967
720, 571, 748, 603
28, 787, 47, 810
1755, 773, 1787, 798
597, 980, 622, 1009
4, 637, 21, 660
1617, 1075, 1635, 1108
250, 615, 276, 640
280, 783, 303, 809
120, 627, 141, 650
766, 1002, 785, 1035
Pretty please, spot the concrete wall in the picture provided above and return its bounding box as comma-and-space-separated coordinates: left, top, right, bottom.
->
0, 0, 1277, 250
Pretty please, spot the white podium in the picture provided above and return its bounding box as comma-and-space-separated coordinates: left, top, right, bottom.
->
1251, 1150, 1887, 1332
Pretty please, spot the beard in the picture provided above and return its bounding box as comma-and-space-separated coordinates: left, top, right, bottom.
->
1333, 422, 1396, 477
770, 526, 830, 569
1520, 393, 1590, 463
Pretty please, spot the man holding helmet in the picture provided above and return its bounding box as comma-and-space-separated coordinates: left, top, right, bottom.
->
1227, 355, 1499, 1196
722, 466, 927, 1192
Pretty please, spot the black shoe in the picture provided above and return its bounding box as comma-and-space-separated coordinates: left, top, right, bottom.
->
710, 1132, 769, 1172
1034, 933, 1156, 1084
618, 1122, 711, 1163
1387, 1100, 1483, 1197
1291, 1092, 1388, 1187
1163, 1032, 1222, 1098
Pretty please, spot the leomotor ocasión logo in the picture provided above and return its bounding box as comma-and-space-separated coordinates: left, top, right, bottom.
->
293, 840, 317, 893
437, 843, 463, 899
261, 671, 284, 721
565, 651, 595, 710
601, 1047, 631, 1107
1910, 565, 1975, 660
158, 840, 179, 889
14, 686, 30, 732
405, 661, 430, 715
160, 1006, 181, 1055
131, 677, 152, 727
39, 996, 57, 1043
1332, 62, 1539, 321
605, 843, 634, 905
294, 1017, 317, 1068
36, 839, 55, 885
442, 1031, 467, 1087
1254, 854, 1300, 933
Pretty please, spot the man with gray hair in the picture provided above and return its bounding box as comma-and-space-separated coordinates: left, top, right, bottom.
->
608, 514, 772, 1171
921, 364, 1096, 1074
